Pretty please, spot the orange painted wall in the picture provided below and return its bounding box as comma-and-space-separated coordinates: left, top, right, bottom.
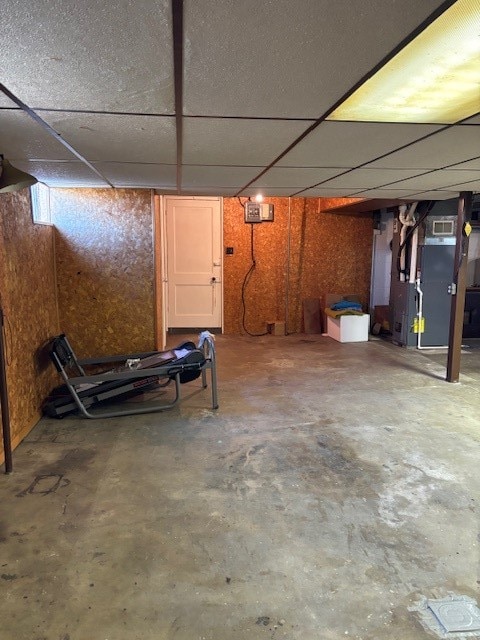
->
0, 191, 59, 460
223, 197, 372, 334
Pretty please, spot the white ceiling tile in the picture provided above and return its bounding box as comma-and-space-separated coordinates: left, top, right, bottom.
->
278, 122, 443, 167
367, 126, 480, 170
182, 165, 261, 188
41, 112, 176, 163
11, 160, 110, 187
183, 118, 312, 165
94, 163, 177, 188
0, 0, 173, 113
0, 110, 78, 160
184, 0, 447, 118
250, 167, 345, 188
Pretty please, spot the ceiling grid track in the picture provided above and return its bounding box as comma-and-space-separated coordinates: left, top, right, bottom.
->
172, 0, 184, 193
0, 82, 114, 188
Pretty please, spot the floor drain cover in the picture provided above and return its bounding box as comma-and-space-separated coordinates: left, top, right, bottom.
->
410, 595, 480, 638
427, 598, 480, 633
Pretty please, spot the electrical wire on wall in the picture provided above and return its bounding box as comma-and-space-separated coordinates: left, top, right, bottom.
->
238, 197, 268, 337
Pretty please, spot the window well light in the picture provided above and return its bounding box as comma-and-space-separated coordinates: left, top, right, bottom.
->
328, 0, 480, 124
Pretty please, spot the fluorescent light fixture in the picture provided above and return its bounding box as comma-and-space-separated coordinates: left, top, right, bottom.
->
329, 0, 480, 124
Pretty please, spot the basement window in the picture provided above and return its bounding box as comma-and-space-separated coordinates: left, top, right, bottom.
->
30, 183, 52, 225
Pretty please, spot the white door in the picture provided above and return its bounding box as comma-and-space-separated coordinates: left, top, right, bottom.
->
164, 197, 222, 329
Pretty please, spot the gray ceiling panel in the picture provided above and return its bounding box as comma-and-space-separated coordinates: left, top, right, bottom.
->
366, 126, 480, 170
179, 187, 241, 196
382, 169, 480, 191
184, 0, 447, 118
11, 160, 110, 187
182, 166, 261, 188
40, 112, 177, 163
447, 157, 480, 170
318, 168, 428, 190
94, 163, 177, 188
0, 110, 78, 161
183, 118, 312, 165
0, 94, 19, 108
352, 188, 433, 199
277, 122, 443, 168
300, 187, 361, 197
443, 179, 480, 192
404, 190, 463, 200
460, 115, 480, 125
240, 187, 305, 197
0, 0, 173, 113
251, 167, 345, 189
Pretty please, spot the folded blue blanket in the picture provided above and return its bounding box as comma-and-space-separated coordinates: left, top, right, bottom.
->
331, 300, 362, 311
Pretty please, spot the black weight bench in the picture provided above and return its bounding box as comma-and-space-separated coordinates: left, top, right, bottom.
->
43, 333, 218, 419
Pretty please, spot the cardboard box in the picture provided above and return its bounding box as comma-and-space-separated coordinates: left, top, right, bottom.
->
327, 313, 370, 343
266, 320, 286, 336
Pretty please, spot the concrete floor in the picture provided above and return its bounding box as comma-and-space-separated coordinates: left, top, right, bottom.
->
1, 334, 480, 640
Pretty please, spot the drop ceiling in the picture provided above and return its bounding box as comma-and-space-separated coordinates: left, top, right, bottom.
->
0, 0, 479, 200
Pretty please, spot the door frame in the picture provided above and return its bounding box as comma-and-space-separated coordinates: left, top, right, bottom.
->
154, 195, 223, 347
153, 193, 167, 349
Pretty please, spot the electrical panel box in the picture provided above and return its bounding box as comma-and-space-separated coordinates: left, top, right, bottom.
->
244, 202, 274, 223
244, 202, 262, 223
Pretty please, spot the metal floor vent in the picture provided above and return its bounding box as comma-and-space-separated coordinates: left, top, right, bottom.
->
410, 595, 480, 638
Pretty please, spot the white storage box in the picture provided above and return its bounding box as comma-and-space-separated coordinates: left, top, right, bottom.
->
327, 314, 370, 343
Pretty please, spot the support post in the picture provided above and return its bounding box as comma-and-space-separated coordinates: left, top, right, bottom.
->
0, 305, 13, 472
446, 192, 473, 383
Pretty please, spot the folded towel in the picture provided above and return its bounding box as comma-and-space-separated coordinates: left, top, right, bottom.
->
325, 308, 364, 319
